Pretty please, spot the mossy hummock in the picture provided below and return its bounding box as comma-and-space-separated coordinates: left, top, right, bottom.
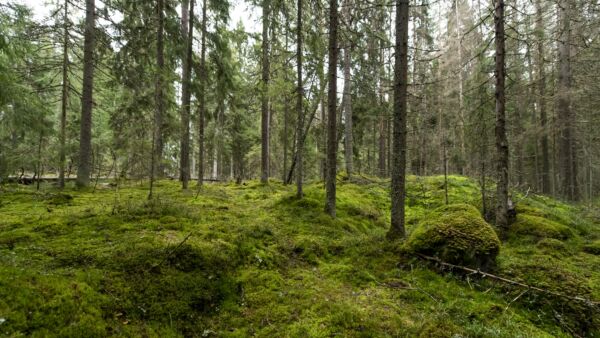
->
406, 204, 501, 269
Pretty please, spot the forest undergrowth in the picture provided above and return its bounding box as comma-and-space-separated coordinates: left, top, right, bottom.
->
0, 175, 599, 337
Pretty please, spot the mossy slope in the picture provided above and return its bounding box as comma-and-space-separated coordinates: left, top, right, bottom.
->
0, 175, 598, 337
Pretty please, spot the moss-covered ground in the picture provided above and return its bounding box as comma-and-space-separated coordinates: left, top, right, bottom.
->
0, 175, 598, 337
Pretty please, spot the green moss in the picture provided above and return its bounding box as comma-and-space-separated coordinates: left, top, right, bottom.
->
536, 238, 569, 256
583, 240, 600, 255
406, 204, 501, 269
510, 214, 573, 240
0, 177, 598, 336
418, 320, 464, 338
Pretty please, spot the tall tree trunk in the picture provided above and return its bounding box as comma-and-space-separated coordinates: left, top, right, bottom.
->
295, 0, 305, 198
388, 0, 409, 240
76, 0, 95, 188
378, 45, 386, 177
455, 0, 465, 175
320, 87, 326, 180
59, 0, 69, 189
494, 0, 509, 230
325, 0, 338, 217
557, 0, 577, 200
197, 0, 207, 186
150, 0, 165, 198
283, 18, 290, 184
180, 0, 194, 189
535, 0, 550, 195
342, 0, 353, 177
260, 0, 270, 184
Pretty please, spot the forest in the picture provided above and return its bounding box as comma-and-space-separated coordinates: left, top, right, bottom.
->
0, 0, 599, 336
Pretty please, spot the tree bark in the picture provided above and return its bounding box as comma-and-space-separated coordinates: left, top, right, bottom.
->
260, 0, 271, 184
150, 0, 165, 198
295, 0, 305, 198
342, 0, 353, 177
59, 0, 69, 189
283, 18, 290, 184
535, 0, 550, 194
494, 0, 509, 230
557, 0, 577, 200
455, 0, 466, 175
325, 0, 338, 217
197, 0, 207, 186
180, 0, 194, 189
388, 0, 409, 240
76, 0, 95, 188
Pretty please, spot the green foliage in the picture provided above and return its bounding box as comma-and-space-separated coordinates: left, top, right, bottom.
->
405, 204, 501, 269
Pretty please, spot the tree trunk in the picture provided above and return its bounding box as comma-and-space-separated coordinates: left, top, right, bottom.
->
197, 0, 207, 186
283, 18, 290, 184
388, 0, 409, 240
180, 0, 193, 189
325, 0, 338, 217
59, 0, 68, 189
150, 0, 164, 198
260, 0, 270, 184
342, 0, 353, 177
557, 0, 577, 200
295, 0, 305, 198
76, 0, 95, 188
454, 0, 466, 175
494, 0, 509, 230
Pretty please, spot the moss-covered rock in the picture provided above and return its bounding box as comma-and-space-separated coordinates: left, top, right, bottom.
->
406, 204, 501, 269
510, 214, 573, 240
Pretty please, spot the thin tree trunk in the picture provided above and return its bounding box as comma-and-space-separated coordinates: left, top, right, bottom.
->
180, 0, 193, 189
325, 0, 338, 217
388, 0, 409, 240
76, 0, 95, 188
295, 0, 305, 198
197, 0, 207, 187
150, 0, 164, 199
260, 0, 270, 184
283, 18, 290, 184
494, 0, 509, 230
321, 93, 326, 180
59, 0, 68, 189
455, 0, 465, 175
36, 131, 43, 191
342, 30, 353, 177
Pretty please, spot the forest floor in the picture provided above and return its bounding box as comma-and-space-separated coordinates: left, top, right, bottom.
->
0, 175, 599, 337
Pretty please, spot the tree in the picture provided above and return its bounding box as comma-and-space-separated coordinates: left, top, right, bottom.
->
295, 0, 305, 198
180, 0, 194, 189
58, 0, 69, 189
260, 0, 271, 184
387, 0, 409, 240
341, 0, 353, 177
494, 0, 509, 230
197, 0, 208, 186
76, 0, 95, 188
150, 0, 165, 199
535, 0, 550, 195
324, 0, 338, 217
557, 0, 577, 201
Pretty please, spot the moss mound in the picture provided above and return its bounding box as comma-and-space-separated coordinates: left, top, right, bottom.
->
510, 214, 573, 240
583, 240, 600, 255
406, 204, 501, 269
